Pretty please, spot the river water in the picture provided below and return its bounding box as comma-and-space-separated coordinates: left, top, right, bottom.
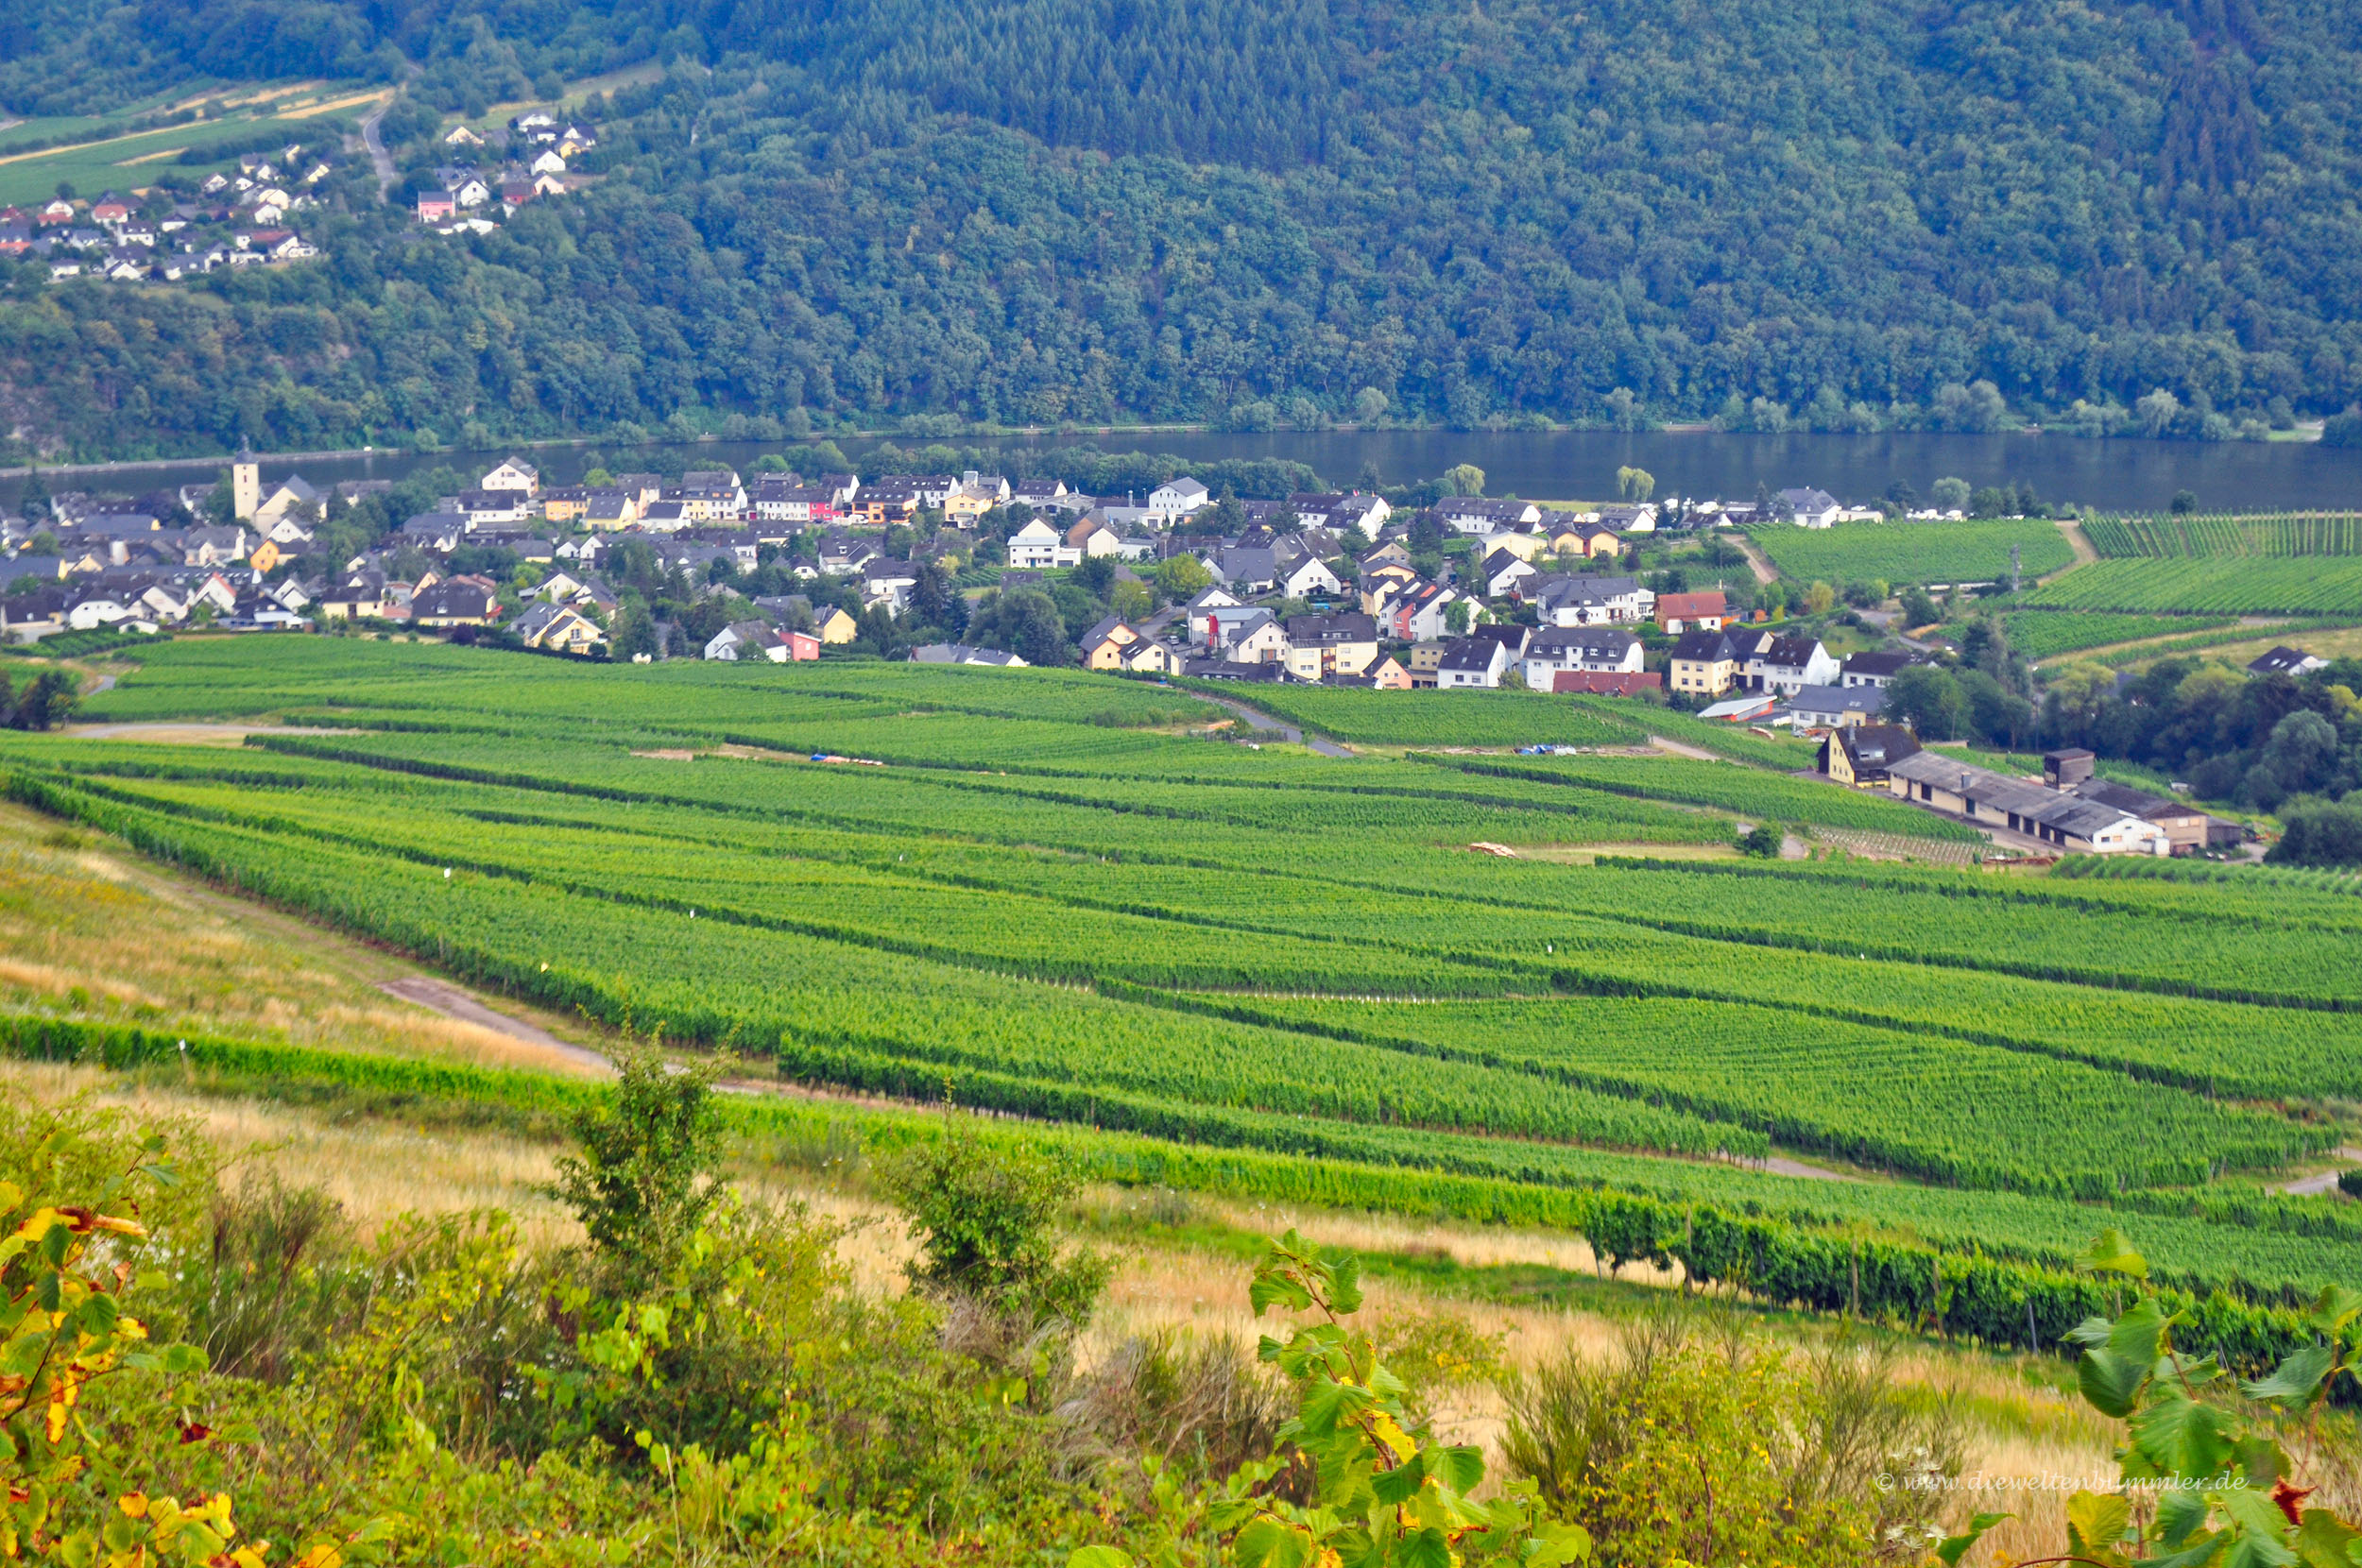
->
10, 427, 2362, 512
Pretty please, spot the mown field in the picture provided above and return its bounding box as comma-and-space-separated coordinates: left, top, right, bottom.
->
1747, 518, 2073, 586
2084, 512, 2362, 558
10, 638, 2362, 1304
2019, 558, 2362, 615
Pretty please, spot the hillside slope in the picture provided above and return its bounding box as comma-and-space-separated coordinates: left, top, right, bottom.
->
3, 0, 2358, 458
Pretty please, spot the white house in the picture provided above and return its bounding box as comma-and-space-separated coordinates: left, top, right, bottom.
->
1776, 487, 1841, 528
1434, 497, 1541, 535
479, 457, 540, 496
1146, 478, 1210, 521
1279, 555, 1344, 598
1531, 574, 1653, 626
1436, 637, 1511, 689
1006, 518, 1081, 570
1735, 632, 1842, 695
1521, 628, 1643, 688
1480, 549, 1536, 598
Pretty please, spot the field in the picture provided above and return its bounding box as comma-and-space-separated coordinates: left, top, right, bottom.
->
2017, 557, 2362, 615
2084, 512, 2362, 558
4, 637, 2358, 1313
1746, 518, 2074, 586
0, 81, 376, 206
1999, 610, 2240, 660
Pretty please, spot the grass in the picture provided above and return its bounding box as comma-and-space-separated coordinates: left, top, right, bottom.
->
0, 799, 602, 1078
0, 84, 377, 207
0, 1048, 2126, 1568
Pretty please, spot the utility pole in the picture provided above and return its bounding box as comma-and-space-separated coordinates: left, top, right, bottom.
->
2010, 542, 2021, 596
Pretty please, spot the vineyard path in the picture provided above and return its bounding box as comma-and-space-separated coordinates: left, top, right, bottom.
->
377, 976, 612, 1074
2043, 519, 2097, 582
1731, 534, 1781, 585
1197, 694, 1357, 758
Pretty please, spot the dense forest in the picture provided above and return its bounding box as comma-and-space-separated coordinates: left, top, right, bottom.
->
4, 0, 2360, 459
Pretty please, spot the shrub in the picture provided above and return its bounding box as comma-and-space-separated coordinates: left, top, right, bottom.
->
876, 1111, 1111, 1326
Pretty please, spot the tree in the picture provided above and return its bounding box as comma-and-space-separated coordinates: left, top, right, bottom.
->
5, 670, 79, 730
2269, 799, 2362, 865
1803, 580, 1835, 615
1443, 463, 1484, 497
1153, 554, 1211, 598
1352, 386, 1388, 423
1930, 476, 1971, 513
554, 1048, 725, 1269
1615, 466, 1654, 502
1737, 822, 1782, 857
875, 1117, 1108, 1325
2170, 488, 2199, 515
1888, 664, 1966, 740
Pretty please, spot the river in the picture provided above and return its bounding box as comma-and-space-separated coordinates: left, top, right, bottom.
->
8, 427, 2361, 512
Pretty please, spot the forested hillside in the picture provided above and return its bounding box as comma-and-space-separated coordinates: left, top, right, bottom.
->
5, 0, 2360, 459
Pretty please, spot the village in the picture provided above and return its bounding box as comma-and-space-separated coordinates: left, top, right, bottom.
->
0, 452, 2318, 858
1, 144, 332, 283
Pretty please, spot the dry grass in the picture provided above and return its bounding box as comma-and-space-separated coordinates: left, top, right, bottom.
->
0, 800, 604, 1074
4, 1054, 2130, 1563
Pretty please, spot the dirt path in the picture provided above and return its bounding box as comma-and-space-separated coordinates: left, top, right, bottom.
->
376, 976, 611, 1074
64, 722, 350, 743
1646, 734, 1720, 760
2270, 1148, 2362, 1197
1197, 694, 1356, 758
2050, 518, 2097, 574
1731, 534, 1781, 586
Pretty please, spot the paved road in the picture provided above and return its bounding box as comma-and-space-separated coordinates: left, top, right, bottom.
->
1198, 693, 1356, 758
359, 103, 398, 204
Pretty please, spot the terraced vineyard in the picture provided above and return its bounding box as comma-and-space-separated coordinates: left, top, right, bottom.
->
12, 637, 2362, 1304
2019, 557, 2362, 615
2083, 512, 2362, 558
2000, 610, 2240, 660
1746, 518, 2074, 586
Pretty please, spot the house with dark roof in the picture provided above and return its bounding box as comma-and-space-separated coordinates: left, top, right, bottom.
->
1789, 683, 1887, 731
1820, 724, 1920, 786
1521, 627, 1642, 689
1436, 636, 1511, 689
1840, 649, 1923, 688
2248, 645, 2328, 676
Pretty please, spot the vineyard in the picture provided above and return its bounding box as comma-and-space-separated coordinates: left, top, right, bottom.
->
2018, 557, 2362, 615
8, 637, 2361, 1305
1746, 518, 2074, 586
2083, 512, 2362, 558
1999, 610, 2239, 661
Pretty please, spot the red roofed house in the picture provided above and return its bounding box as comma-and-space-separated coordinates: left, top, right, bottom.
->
37, 198, 75, 226
90, 192, 131, 225
1654, 590, 1729, 634
1553, 670, 1663, 697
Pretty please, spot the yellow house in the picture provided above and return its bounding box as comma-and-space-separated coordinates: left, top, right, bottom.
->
1669, 629, 1739, 695
248, 538, 284, 573
1120, 640, 1176, 674
540, 486, 590, 525
943, 487, 997, 526
1549, 522, 1624, 560
814, 606, 859, 644
1480, 530, 1546, 563
1083, 618, 1142, 669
